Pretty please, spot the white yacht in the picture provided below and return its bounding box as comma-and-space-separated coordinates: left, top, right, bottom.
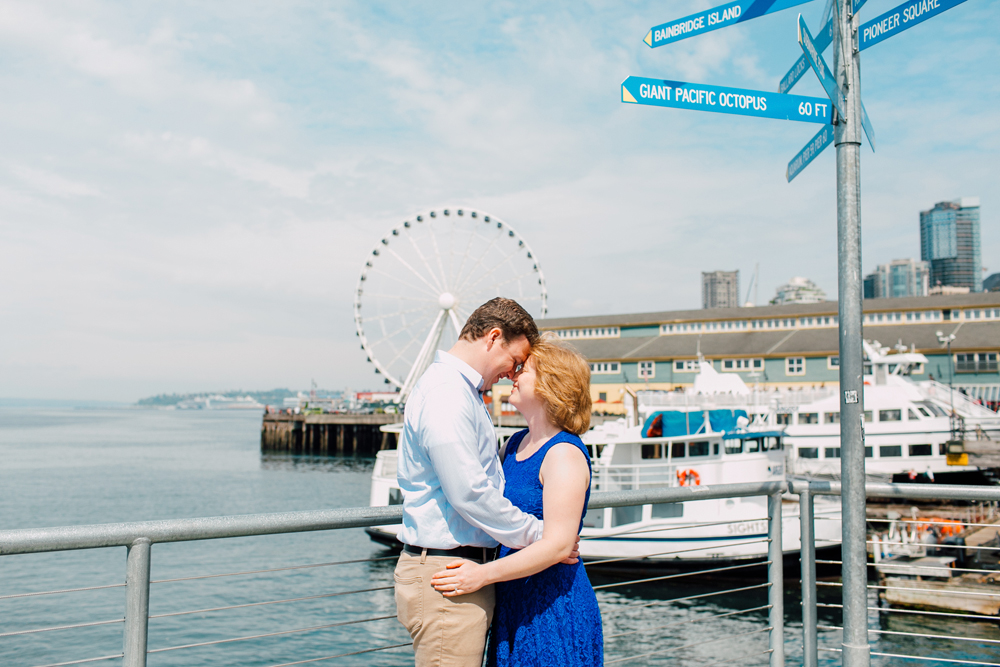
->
634, 342, 1000, 484
366, 417, 842, 565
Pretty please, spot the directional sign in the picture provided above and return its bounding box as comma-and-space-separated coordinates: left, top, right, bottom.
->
860, 0, 969, 50
779, 17, 832, 94
787, 124, 835, 181
798, 15, 846, 118
622, 77, 833, 124
644, 0, 817, 48
854, 0, 870, 12
860, 100, 876, 151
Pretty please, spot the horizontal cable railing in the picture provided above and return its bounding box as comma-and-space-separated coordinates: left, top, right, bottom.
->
1, 482, 788, 667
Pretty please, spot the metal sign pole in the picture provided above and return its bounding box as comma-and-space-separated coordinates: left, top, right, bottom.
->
833, 0, 871, 665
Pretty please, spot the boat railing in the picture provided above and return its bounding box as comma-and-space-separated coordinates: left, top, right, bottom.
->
3, 481, 1000, 667
637, 387, 838, 411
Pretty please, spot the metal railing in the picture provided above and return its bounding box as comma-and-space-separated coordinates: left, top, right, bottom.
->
4, 480, 1000, 667
0, 482, 788, 667
792, 480, 1000, 667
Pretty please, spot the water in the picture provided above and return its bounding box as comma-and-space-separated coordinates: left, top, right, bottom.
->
1, 408, 997, 666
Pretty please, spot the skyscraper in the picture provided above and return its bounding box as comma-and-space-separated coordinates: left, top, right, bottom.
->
702, 270, 740, 309
920, 197, 982, 292
863, 259, 930, 299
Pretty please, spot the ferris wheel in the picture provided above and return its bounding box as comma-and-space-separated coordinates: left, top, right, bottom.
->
354, 207, 547, 402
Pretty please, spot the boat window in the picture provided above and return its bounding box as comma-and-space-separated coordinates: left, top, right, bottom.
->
767, 437, 783, 451
939, 443, 948, 455
713, 443, 719, 455
907, 408, 920, 420
799, 413, 818, 425
725, 440, 743, 455
652, 503, 683, 519
825, 412, 840, 424
880, 445, 903, 457
909, 444, 933, 457
671, 442, 686, 458
917, 407, 931, 417
689, 441, 710, 457
799, 447, 819, 459
641, 444, 662, 459
583, 507, 604, 528
865, 446, 873, 458
864, 411, 873, 422
824, 447, 841, 458
611, 506, 641, 527
747, 438, 762, 453
389, 488, 404, 505
879, 409, 902, 422
919, 402, 947, 417
776, 413, 792, 425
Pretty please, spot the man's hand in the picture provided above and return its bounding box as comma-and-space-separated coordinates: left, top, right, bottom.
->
559, 535, 581, 565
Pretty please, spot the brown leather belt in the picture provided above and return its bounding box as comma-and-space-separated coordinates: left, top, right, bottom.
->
403, 544, 496, 561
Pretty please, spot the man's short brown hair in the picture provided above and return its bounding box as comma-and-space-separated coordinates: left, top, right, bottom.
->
459, 297, 539, 346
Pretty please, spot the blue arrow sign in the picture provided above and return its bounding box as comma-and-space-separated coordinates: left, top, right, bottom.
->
645, 0, 817, 48
860, 100, 876, 151
787, 124, 835, 181
854, 0, 870, 12
798, 15, 846, 118
779, 16, 832, 94
622, 77, 833, 124
860, 0, 969, 50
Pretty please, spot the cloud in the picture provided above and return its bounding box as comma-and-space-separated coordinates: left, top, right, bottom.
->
9, 166, 103, 198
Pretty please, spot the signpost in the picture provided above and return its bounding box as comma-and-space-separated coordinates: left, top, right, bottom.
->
797, 15, 846, 117
787, 124, 834, 181
644, 0, 816, 48
621, 77, 832, 124
779, 16, 832, 94
620, 0, 974, 666
860, 0, 969, 49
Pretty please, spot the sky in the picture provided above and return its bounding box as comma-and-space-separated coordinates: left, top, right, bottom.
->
0, 0, 997, 401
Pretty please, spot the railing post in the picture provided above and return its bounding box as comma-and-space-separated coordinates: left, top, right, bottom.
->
123, 538, 151, 667
768, 491, 784, 667
799, 485, 817, 667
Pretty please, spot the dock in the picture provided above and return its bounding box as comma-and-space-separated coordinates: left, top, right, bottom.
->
261, 413, 403, 456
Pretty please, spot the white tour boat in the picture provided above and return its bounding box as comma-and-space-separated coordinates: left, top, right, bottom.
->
633, 342, 1000, 484
366, 414, 842, 566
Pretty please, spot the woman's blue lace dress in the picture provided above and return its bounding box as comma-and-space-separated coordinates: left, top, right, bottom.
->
488, 430, 603, 667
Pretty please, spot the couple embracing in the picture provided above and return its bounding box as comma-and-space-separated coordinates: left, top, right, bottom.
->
393, 297, 603, 666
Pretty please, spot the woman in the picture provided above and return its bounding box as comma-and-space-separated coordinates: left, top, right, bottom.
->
431, 333, 602, 666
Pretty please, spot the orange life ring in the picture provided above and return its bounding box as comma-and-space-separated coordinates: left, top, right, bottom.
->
677, 469, 701, 486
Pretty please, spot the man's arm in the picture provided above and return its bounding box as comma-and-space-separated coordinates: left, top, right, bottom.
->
420, 385, 543, 549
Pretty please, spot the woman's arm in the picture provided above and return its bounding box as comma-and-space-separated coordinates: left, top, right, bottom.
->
431, 442, 590, 597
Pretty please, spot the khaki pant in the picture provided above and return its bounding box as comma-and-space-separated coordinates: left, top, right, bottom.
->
394, 550, 495, 667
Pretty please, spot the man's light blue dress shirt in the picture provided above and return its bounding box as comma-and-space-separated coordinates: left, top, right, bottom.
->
397, 351, 543, 549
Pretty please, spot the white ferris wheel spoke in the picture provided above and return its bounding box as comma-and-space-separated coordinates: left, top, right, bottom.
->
426, 224, 451, 292
448, 309, 463, 338
385, 247, 446, 296
364, 292, 438, 303
360, 305, 431, 323
373, 313, 436, 346
459, 248, 525, 297
403, 231, 447, 294
384, 334, 423, 369
368, 267, 441, 299
400, 309, 448, 400
452, 226, 479, 294
454, 227, 503, 288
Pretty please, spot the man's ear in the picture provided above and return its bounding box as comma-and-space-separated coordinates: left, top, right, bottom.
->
485, 328, 503, 349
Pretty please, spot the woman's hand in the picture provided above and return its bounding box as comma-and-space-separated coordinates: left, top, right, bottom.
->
430, 559, 492, 597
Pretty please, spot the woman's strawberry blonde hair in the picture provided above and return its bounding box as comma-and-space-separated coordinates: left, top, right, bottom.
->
529, 333, 592, 435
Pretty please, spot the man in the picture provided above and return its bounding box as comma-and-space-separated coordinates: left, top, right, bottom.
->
394, 297, 574, 666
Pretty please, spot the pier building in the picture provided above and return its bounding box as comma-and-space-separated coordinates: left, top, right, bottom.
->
516, 292, 1000, 415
